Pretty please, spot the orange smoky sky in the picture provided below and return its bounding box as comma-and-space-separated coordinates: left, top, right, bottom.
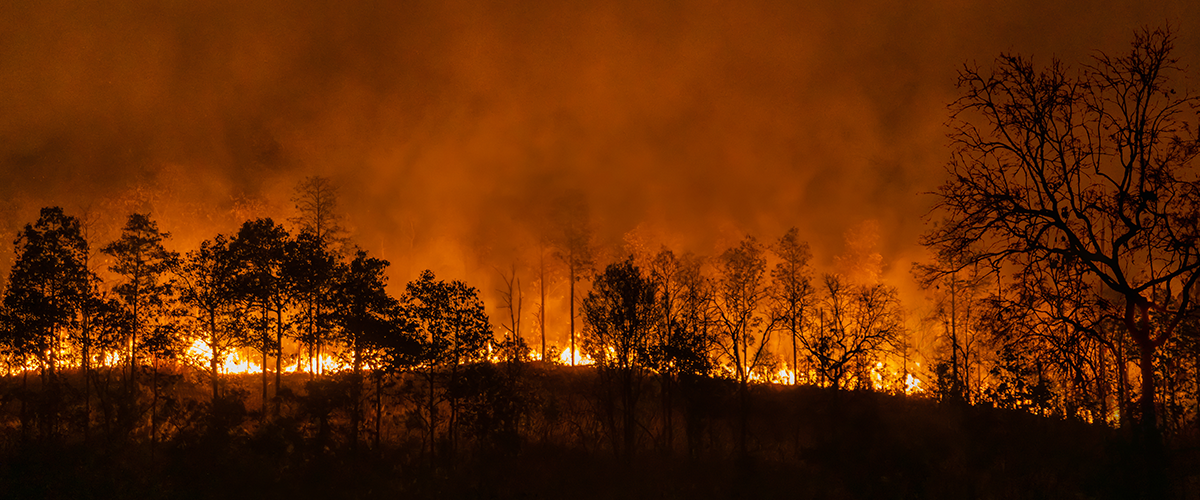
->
1, 0, 1197, 343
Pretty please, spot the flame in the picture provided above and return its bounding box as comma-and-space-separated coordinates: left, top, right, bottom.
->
777, 363, 796, 385
557, 346, 595, 366
181, 338, 351, 375
905, 373, 923, 394
184, 339, 262, 374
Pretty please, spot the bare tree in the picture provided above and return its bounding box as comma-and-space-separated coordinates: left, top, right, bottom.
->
496, 264, 528, 363
770, 228, 814, 384
923, 27, 1200, 492
710, 235, 779, 455
551, 196, 594, 366
290, 176, 348, 376
803, 274, 903, 390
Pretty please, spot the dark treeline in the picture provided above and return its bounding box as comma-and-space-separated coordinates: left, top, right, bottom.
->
2, 28, 1200, 500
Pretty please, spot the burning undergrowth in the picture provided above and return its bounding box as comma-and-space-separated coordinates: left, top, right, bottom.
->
0, 361, 1151, 500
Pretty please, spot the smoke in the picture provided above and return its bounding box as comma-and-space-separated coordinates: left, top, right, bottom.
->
1, 0, 1197, 346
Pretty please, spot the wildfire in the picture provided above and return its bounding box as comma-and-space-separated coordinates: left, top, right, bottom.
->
184, 339, 262, 374
183, 339, 349, 375
557, 346, 595, 366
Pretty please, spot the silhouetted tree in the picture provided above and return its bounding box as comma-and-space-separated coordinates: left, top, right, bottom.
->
4, 207, 96, 439
915, 257, 988, 402
923, 29, 1200, 468
102, 214, 179, 387
495, 264, 528, 363
770, 228, 814, 385
230, 218, 290, 411
290, 176, 348, 375
711, 236, 779, 455
286, 231, 338, 378
552, 196, 595, 366
582, 257, 657, 457
101, 213, 183, 452
804, 274, 904, 390
403, 270, 492, 462
328, 249, 405, 452
178, 234, 245, 402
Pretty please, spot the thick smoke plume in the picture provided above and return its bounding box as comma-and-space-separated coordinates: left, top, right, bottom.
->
1, 0, 1196, 348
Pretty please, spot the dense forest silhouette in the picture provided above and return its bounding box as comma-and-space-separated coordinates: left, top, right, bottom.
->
2, 28, 1200, 500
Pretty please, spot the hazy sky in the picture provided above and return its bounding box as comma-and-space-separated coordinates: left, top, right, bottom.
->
1, 0, 1197, 344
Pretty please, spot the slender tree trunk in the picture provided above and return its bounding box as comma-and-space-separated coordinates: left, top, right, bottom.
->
623, 369, 635, 459
1194, 347, 1200, 437
662, 372, 672, 455
351, 347, 362, 453
21, 363, 29, 443
1098, 337, 1109, 424
1137, 341, 1160, 439
210, 310, 219, 402
83, 312, 91, 442
791, 312, 798, 385
569, 262, 576, 365
316, 299, 323, 376
374, 370, 383, 452
1117, 341, 1131, 429
1136, 339, 1167, 500
540, 249, 546, 362
151, 354, 158, 459
950, 275, 960, 400
427, 368, 436, 468
738, 379, 749, 458
261, 304, 268, 413
275, 306, 283, 414
130, 279, 140, 392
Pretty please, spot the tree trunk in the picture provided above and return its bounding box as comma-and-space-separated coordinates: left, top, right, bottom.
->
83, 312, 91, 442
427, 368, 437, 468
569, 262, 576, 365
738, 380, 749, 458
210, 310, 219, 402
374, 370, 383, 452
261, 304, 268, 414
540, 250, 546, 362
151, 354, 158, 459
661, 372, 672, 455
275, 306, 283, 415
1136, 340, 1168, 500
1137, 341, 1160, 439
351, 346, 362, 453
623, 369, 635, 459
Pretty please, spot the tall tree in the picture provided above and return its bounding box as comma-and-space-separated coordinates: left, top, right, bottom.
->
101, 213, 181, 452
710, 235, 779, 455
290, 176, 348, 374
770, 228, 815, 384
230, 218, 291, 411
923, 28, 1200, 494
551, 196, 594, 366
177, 234, 245, 402
329, 249, 406, 452
2, 207, 94, 439
403, 270, 492, 463
582, 257, 658, 457
496, 264, 527, 363
286, 231, 337, 377
915, 256, 988, 402
804, 274, 904, 390
101, 213, 179, 388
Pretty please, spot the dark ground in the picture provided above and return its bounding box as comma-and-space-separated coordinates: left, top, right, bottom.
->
1, 365, 1195, 499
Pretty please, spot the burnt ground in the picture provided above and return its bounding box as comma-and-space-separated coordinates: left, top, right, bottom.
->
1, 365, 1195, 499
